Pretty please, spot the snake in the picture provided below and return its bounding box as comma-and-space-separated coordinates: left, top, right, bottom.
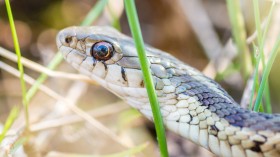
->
56, 26, 280, 157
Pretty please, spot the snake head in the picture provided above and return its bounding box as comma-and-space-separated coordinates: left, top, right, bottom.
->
57, 26, 205, 100
56, 26, 123, 68
57, 26, 152, 99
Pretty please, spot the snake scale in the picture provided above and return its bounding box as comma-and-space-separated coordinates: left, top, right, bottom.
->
56, 26, 280, 157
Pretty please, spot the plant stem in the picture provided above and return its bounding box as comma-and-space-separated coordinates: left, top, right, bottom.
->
5, 0, 29, 129
124, 0, 169, 156
254, 35, 280, 111
226, 0, 252, 79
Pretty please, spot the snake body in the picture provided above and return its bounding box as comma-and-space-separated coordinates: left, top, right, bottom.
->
56, 26, 280, 157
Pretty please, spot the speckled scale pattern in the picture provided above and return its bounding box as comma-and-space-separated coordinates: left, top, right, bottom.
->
149, 59, 280, 156
172, 73, 280, 132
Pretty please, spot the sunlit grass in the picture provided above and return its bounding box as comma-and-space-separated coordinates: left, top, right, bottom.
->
4, 0, 28, 128
249, 44, 262, 110
124, 0, 168, 157
225, 0, 252, 79
252, 1, 276, 112
254, 35, 280, 111
226, 0, 278, 113
81, 0, 109, 26
0, 107, 19, 142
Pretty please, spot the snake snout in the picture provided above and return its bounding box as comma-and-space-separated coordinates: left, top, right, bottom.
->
56, 26, 78, 49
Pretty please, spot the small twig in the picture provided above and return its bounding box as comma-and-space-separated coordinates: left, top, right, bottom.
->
246, 18, 268, 44
203, 38, 238, 77
240, 73, 255, 108
202, 61, 216, 79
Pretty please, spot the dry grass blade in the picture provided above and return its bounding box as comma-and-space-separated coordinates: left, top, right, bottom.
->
179, 0, 240, 80
240, 74, 255, 108
179, 0, 222, 64
29, 102, 128, 132
226, 0, 252, 78
45, 142, 148, 157
246, 18, 268, 44
0, 61, 132, 150
0, 61, 87, 103
0, 47, 94, 83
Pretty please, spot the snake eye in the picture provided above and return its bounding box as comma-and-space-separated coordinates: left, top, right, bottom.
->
91, 41, 114, 61
65, 36, 72, 44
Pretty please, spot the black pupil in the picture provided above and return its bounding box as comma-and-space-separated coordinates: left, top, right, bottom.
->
91, 41, 113, 61
95, 45, 108, 57
65, 37, 72, 43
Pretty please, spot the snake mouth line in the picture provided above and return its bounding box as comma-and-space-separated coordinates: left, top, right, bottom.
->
60, 46, 86, 58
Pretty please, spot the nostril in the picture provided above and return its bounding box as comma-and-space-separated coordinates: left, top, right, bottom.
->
65, 36, 72, 44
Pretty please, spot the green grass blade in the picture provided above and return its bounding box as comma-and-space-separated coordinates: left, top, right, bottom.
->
253, 0, 262, 44
251, 0, 264, 111
263, 84, 272, 113
81, 0, 109, 26
249, 46, 264, 113
258, 2, 275, 114
26, 53, 63, 102
254, 35, 280, 111
107, 6, 122, 31
252, 1, 275, 113
124, 1, 168, 156
9, 136, 27, 154
0, 106, 19, 142
5, 0, 29, 129
226, 0, 252, 79
26, 0, 109, 103
249, 45, 261, 109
